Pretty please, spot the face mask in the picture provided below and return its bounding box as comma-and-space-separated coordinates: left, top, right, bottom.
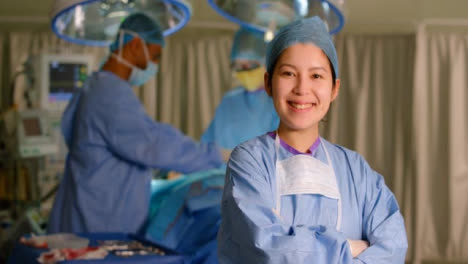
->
112, 29, 159, 86
127, 61, 158, 86
274, 134, 342, 230
235, 66, 266, 92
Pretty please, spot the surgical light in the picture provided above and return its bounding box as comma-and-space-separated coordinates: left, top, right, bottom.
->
207, 0, 345, 35
50, 0, 192, 46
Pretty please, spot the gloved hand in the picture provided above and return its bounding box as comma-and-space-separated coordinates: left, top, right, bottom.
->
347, 239, 369, 258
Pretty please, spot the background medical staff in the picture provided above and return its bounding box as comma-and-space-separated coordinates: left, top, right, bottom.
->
218, 17, 408, 263
48, 13, 228, 234
201, 27, 279, 150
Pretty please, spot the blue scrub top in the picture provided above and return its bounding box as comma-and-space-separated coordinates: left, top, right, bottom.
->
48, 71, 223, 234
201, 87, 279, 149
218, 134, 408, 263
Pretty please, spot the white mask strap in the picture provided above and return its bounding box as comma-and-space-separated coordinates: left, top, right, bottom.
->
111, 53, 134, 69
118, 30, 125, 58
274, 131, 281, 216
142, 40, 150, 62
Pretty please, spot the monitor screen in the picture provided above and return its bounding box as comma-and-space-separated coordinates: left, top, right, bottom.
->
22, 117, 42, 137
48, 61, 89, 102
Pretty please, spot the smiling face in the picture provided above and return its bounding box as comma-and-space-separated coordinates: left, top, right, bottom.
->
265, 43, 340, 134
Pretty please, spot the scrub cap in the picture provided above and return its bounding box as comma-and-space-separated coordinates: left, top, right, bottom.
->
265, 16, 339, 78
231, 27, 267, 64
110, 13, 165, 51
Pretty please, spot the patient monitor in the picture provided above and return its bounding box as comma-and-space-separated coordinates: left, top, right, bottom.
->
36, 54, 93, 112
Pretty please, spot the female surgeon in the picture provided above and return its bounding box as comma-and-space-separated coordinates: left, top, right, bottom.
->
217, 17, 408, 263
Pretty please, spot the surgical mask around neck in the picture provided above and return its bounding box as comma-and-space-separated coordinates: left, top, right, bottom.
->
274, 133, 342, 230
235, 66, 266, 92
112, 29, 159, 86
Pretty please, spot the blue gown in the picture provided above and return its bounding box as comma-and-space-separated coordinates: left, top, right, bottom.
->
201, 87, 279, 149
48, 71, 223, 234
218, 134, 408, 263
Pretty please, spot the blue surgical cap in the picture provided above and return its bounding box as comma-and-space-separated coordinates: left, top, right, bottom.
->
110, 13, 165, 51
266, 16, 339, 78
231, 28, 267, 64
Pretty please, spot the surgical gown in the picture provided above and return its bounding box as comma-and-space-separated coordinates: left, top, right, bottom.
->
48, 71, 223, 234
201, 87, 279, 149
218, 134, 407, 263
